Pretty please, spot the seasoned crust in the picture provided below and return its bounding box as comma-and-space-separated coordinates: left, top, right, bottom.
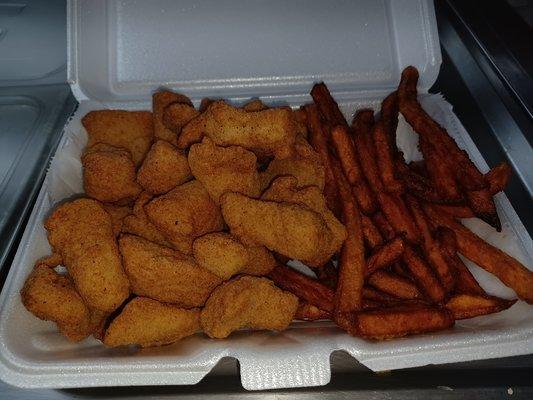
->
104, 297, 200, 347
200, 276, 298, 339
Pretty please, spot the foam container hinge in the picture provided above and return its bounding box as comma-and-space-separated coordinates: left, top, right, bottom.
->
0, 0, 532, 390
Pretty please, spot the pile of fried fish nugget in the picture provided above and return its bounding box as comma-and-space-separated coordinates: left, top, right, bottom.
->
21, 66, 533, 347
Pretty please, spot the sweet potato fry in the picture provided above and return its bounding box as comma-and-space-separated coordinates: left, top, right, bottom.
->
377, 191, 420, 243
391, 261, 411, 279
295, 302, 331, 321
352, 182, 378, 215
339, 303, 454, 340
465, 188, 501, 230
351, 110, 383, 192
445, 293, 516, 320
367, 270, 421, 300
432, 204, 475, 219
315, 261, 338, 290
372, 212, 396, 241
396, 157, 444, 203
330, 123, 378, 214
362, 299, 384, 310
406, 195, 455, 291
330, 158, 365, 314
380, 91, 400, 145
398, 66, 500, 230
434, 227, 485, 295
417, 134, 463, 203
305, 104, 341, 217
365, 236, 405, 277
402, 245, 446, 303
408, 160, 428, 176
423, 204, 533, 303
268, 264, 335, 312
361, 213, 384, 250
310, 83, 347, 127
362, 286, 397, 303
373, 121, 403, 193
486, 161, 511, 194
429, 162, 512, 218
330, 125, 362, 185
329, 119, 377, 214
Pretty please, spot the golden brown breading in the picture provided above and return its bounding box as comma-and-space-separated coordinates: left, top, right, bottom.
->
122, 192, 194, 254
221, 193, 329, 263
240, 245, 276, 276
152, 90, 193, 144
193, 232, 275, 279
82, 110, 153, 166
35, 253, 63, 268
145, 180, 225, 240
200, 276, 298, 339
261, 176, 346, 267
82, 144, 142, 204
89, 309, 110, 341
260, 136, 325, 191
188, 138, 261, 204
119, 235, 222, 307
104, 297, 200, 347
137, 140, 192, 195
221, 187, 346, 268
292, 108, 308, 137
20, 265, 92, 342
193, 233, 248, 279
178, 101, 297, 158
199, 98, 214, 112
44, 198, 130, 312
102, 203, 132, 236
122, 192, 174, 246
242, 98, 269, 111
162, 102, 199, 134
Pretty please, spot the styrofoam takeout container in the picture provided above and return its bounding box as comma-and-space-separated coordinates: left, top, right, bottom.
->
0, 0, 531, 390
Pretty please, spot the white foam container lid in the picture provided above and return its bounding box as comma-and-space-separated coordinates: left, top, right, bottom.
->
0, 0, 531, 390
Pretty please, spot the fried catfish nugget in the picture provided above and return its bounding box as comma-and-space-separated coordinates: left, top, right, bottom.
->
103, 203, 132, 236
193, 232, 275, 279
221, 192, 345, 267
82, 110, 153, 166
145, 180, 225, 240
82, 144, 142, 203
242, 245, 277, 276
122, 192, 193, 253
153, 90, 193, 144
45, 198, 129, 312
119, 235, 222, 307
21, 265, 92, 342
193, 233, 248, 279
200, 276, 298, 339
242, 98, 269, 111
188, 138, 261, 203
137, 140, 192, 194
162, 102, 199, 134
261, 176, 346, 267
104, 297, 200, 347
178, 101, 297, 158
122, 192, 173, 246
260, 136, 325, 191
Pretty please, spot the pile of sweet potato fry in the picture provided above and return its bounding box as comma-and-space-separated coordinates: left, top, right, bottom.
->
269, 66, 533, 340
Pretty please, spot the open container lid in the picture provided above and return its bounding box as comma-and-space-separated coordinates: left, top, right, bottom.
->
68, 0, 441, 103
